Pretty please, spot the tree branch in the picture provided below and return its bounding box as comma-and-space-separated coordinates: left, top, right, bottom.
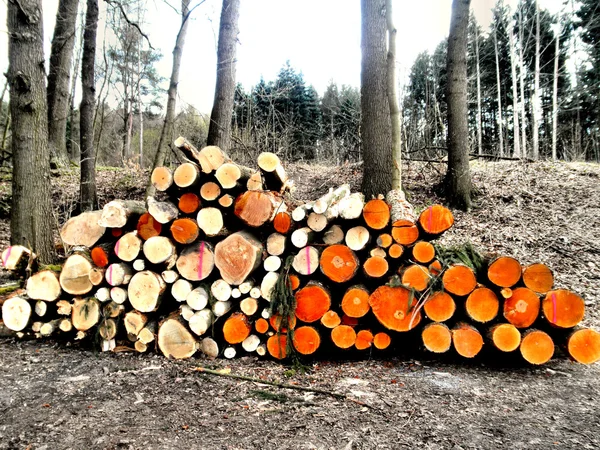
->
104, 0, 154, 49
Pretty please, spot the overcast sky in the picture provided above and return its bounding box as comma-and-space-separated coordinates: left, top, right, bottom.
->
0, 0, 563, 113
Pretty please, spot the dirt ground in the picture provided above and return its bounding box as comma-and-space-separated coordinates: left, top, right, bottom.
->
0, 159, 599, 449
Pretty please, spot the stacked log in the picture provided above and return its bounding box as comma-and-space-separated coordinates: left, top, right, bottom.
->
1, 136, 599, 366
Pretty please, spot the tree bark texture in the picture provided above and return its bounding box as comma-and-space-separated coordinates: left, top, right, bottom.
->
385, 0, 401, 191
206, 0, 240, 152
445, 0, 472, 211
79, 0, 99, 211
360, 0, 392, 198
47, 0, 79, 166
7, 0, 55, 263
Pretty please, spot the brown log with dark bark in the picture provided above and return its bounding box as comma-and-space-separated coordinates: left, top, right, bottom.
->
257, 152, 289, 192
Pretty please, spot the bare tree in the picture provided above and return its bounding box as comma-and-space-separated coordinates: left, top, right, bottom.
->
494, 26, 505, 156
475, 23, 482, 156
79, 0, 99, 211
552, 21, 560, 161
508, 25, 521, 158
7, 0, 55, 262
386, 0, 401, 190
445, 0, 472, 210
207, 0, 240, 151
518, 5, 527, 157
532, 0, 541, 159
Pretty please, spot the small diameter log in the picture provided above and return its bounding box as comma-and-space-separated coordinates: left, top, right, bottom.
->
71, 298, 100, 331
138, 322, 157, 344
266, 233, 286, 256
213, 300, 233, 317
242, 335, 261, 353
422, 323, 452, 353
143, 236, 177, 265
373, 332, 392, 350
291, 204, 311, 222
442, 264, 477, 296
170, 218, 199, 245
110, 287, 128, 304
307, 213, 328, 232
418, 204, 454, 235
388, 244, 404, 259
257, 152, 289, 192
179, 193, 201, 214
345, 226, 370, 251
150, 166, 173, 191
115, 231, 142, 262
452, 323, 484, 358
187, 287, 209, 311
542, 289, 585, 329
180, 304, 195, 321
429, 260, 443, 276
215, 162, 252, 189
104, 301, 125, 318
488, 323, 521, 352
40, 319, 63, 337
105, 263, 133, 286
412, 241, 435, 264
465, 287, 499, 323
60, 253, 94, 295
240, 297, 259, 316
293, 326, 321, 355
368, 285, 421, 332
255, 317, 269, 334
176, 242, 215, 281
128, 271, 166, 313
386, 189, 416, 224
35, 300, 47, 317
376, 233, 393, 249
2, 297, 32, 331
331, 325, 357, 349
135, 341, 148, 353
391, 223, 419, 246
292, 246, 320, 276
520, 329, 554, 365
161, 269, 178, 283
503, 287, 540, 328
172, 279, 193, 302
522, 263, 554, 294
98, 318, 118, 340
270, 314, 296, 333
26, 270, 61, 301
423, 291, 456, 322
273, 211, 292, 234
264, 256, 282, 272
60, 211, 105, 247
401, 265, 431, 292
370, 247, 387, 258
200, 181, 221, 201
1, 245, 34, 272
137, 213, 162, 241
339, 192, 365, 220
355, 330, 374, 350
197, 207, 224, 237
223, 313, 252, 344
124, 310, 148, 336
249, 287, 262, 299
59, 319, 73, 333
200, 337, 219, 358
341, 285, 370, 318
89, 267, 106, 285
158, 317, 197, 359
267, 334, 288, 360
321, 310, 341, 328
211, 279, 232, 302
234, 191, 287, 227
198, 145, 230, 173
56, 300, 72, 316
239, 280, 254, 295
319, 245, 359, 283
487, 256, 522, 288
214, 232, 263, 285
247, 171, 263, 191
295, 282, 331, 323
99, 200, 146, 228
95, 287, 111, 302
189, 309, 214, 336
363, 199, 390, 230
173, 162, 201, 188
260, 272, 279, 302
147, 197, 179, 224
291, 227, 315, 249
218, 194, 234, 208
567, 329, 600, 364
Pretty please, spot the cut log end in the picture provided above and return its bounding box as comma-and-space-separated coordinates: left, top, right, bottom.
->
567, 328, 600, 364
331, 325, 356, 349
422, 323, 452, 353
542, 289, 585, 329
520, 330, 554, 365
452, 323, 484, 358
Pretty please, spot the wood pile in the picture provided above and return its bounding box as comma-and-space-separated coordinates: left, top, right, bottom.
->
1, 136, 599, 365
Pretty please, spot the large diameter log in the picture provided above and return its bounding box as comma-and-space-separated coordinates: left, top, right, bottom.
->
520, 329, 554, 365
170, 218, 200, 244
362, 199, 390, 230
150, 166, 173, 192
319, 245, 358, 283
292, 246, 320, 276
105, 263, 133, 286
234, 191, 287, 227
136, 213, 162, 241
355, 330, 374, 350
143, 236, 177, 266
215, 162, 253, 189
452, 323, 484, 358
341, 286, 370, 318
331, 325, 357, 349
291, 227, 315, 249
273, 212, 292, 235
345, 226, 370, 251
441, 264, 477, 296
412, 241, 435, 264
418, 204, 454, 235
295, 282, 331, 323
338, 192, 365, 220
522, 263, 554, 294
200, 181, 221, 201
173, 162, 201, 188
2, 297, 32, 331
423, 291, 455, 322
465, 287, 499, 323
489, 323, 521, 352
179, 193, 201, 214
368, 285, 421, 331
567, 328, 600, 364
487, 256, 522, 288
115, 231, 142, 262
158, 317, 197, 359
223, 312, 251, 344
26, 270, 61, 301
186, 287, 209, 311
60, 253, 94, 295
422, 323, 452, 353
128, 271, 166, 313
124, 310, 148, 336
214, 232, 263, 285
71, 298, 100, 331
401, 265, 431, 291
60, 211, 105, 247
147, 196, 179, 224
503, 287, 540, 328
542, 289, 585, 329
189, 309, 213, 336
176, 242, 215, 281
257, 152, 289, 192
99, 200, 146, 228
322, 225, 344, 245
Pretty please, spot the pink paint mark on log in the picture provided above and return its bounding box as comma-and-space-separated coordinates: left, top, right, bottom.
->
552, 292, 557, 325
108, 264, 113, 286
198, 242, 205, 280
2, 246, 12, 267
428, 206, 433, 233
305, 246, 311, 274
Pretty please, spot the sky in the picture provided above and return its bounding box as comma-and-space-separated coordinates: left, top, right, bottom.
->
0, 0, 564, 114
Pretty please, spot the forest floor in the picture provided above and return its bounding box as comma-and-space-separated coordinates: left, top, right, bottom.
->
0, 159, 599, 449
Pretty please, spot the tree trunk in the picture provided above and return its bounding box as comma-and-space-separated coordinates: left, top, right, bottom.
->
385, 0, 401, 190
360, 0, 392, 198
445, 0, 472, 211
552, 25, 560, 161
7, 0, 56, 263
532, 0, 541, 160
206, 0, 240, 152
494, 27, 504, 157
475, 24, 483, 156
508, 28, 521, 158
79, 0, 99, 211
66, 7, 85, 162
518, 6, 527, 157
47, 0, 79, 166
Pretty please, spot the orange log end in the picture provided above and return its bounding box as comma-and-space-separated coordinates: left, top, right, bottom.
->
542, 289, 585, 329
487, 256, 522, 288
320, 310, 341, 328
91, 246, 109, 268
267, 334, 288, 359
522, 263, 554, 293
424, 291, 456, 322
520, 330, 554, 365
170, 218, 200, 245
401, 264, 431, 292
391, 224, 419, 246
137, 213, 162, 241
412, 241, 436, 264
465, 287, 499, 323
442, 264, 477, 296
288, 274, 301, 291
418, 204, 454, 235
363, 199, 390, 230
273, 211, 292, 234
428, 260, 443, 276
255, 318, 269, 334
369, 285, 421, 332
388, 243, 404, 259
452, 323, 484, 358
490, 323, 521, 352
503, 287, 541, 328
292, 326, 321, 355
355, 330, 374, 350
341, 286, 370, 318
373, 332, 391, 350
567, 328, 600, 364
376, 233, 393, 249
319, 245, 359, 283
222, 313, 251, 344
422, 323, 452, 353
363, 256, 389, 278
331, 325, 357, 349
295, 283, 331, 323
178, 193, 201, 214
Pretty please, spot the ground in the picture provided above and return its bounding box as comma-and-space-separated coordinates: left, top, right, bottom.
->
0, 159, 599, 449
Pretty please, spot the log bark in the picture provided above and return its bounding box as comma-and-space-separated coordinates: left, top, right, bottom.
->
257, 152, 289, 192
147, 196, 179, 225
99, 200, 146, 228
